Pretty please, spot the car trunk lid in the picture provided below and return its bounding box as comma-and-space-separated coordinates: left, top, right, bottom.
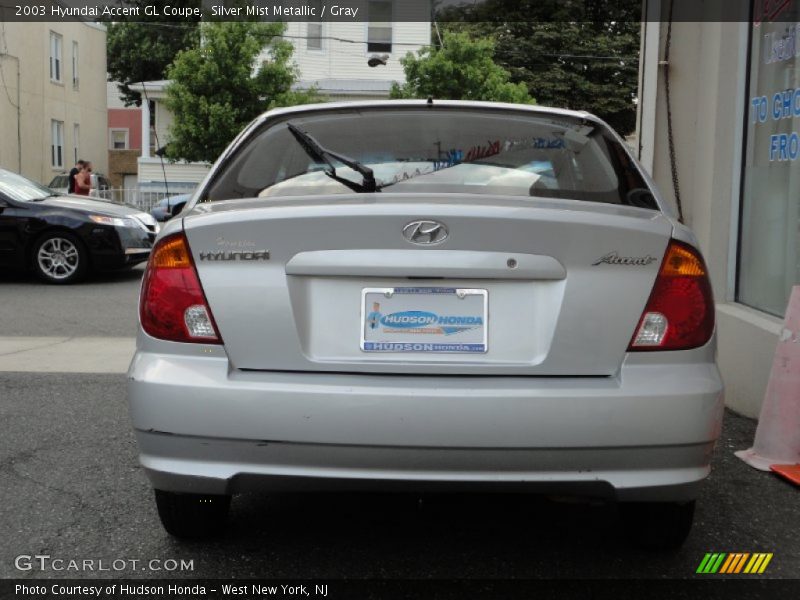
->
184, 194, 672, 376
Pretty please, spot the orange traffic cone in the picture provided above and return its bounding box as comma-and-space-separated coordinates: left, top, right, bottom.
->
770, 464, 800, 485
735, 286, 800, 482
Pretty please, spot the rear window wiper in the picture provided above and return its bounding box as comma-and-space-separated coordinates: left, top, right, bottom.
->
287, 123, 378, 193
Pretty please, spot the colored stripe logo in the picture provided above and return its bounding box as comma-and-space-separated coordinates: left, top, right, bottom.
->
696, 553, 773, 574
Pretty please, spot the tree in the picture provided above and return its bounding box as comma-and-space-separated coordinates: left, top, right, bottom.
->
390, 31, 534, 104
164, 22, 317, 163
106, 1, 201, 106
436, 0, 641, 135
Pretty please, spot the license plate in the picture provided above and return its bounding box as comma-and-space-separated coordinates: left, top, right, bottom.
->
360, 287, 488, 353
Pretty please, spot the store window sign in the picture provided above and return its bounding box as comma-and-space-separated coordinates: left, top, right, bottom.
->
762, 22, 799, 62
749, 23, 800, 162
737, 3, 800, 318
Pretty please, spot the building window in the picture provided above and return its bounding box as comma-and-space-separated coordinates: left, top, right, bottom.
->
367, 1, 392, 53
307, 23, 323, 50
307, 1, 323, 50
72, 41, 79, 89
73, 123, 79, 164
51, 120, 64, 168
109, 129, 129, 150
737, 9, 800, 317
49, 32, 62, 82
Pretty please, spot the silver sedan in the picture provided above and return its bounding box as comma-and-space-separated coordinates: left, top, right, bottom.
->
128, 101, 723, 548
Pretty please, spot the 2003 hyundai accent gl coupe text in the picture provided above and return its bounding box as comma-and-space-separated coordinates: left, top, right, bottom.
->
127, 100, 724, 549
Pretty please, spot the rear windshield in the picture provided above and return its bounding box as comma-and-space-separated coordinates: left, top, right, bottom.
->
203, 108, 656, 209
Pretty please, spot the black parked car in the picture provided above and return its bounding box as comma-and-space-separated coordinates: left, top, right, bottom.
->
0, 169, 157, 283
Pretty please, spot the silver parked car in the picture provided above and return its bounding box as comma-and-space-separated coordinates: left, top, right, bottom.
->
48, 172, 112, 200
128, 101, 723, 547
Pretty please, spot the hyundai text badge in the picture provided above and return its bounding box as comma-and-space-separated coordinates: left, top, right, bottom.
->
403, 220, 448, 245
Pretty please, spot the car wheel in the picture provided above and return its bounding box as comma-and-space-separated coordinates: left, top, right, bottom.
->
620, 500, 695, 551
154, 490, 231, 539
32, 232, 88, 284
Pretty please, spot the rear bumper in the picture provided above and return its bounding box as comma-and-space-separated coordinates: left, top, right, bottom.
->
127, 343, 724, 501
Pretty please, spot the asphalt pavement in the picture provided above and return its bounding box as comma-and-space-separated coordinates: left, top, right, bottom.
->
0, 266, 145, 338
0, 372, 797, 580
0, 267, 144, 373
1, 267, 798, 585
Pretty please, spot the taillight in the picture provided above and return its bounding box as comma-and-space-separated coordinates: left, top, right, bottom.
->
628, 240, 714, 351
139, 232, 222, 344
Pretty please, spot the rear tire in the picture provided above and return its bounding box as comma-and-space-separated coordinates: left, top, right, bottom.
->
620, 500, 695, 551
154, 490, 231, 539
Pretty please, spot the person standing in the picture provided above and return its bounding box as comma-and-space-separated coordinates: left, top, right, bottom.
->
68, 159, 84, 193
73, 161, 91, 196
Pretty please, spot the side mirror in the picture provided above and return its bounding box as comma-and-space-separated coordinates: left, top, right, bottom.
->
170, 201, 187, 217
0, 197, 8, 208
626, 188, 657, 210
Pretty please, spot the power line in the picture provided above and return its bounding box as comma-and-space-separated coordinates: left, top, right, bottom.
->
111, 22, 637, 61
279, 33, 430, 47
537, 53, 636, 60
126, 21, 434, 46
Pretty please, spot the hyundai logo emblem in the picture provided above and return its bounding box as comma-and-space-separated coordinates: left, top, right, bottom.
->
402, 220, 449, 245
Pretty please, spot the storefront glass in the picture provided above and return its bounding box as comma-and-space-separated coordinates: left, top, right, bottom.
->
738, 4, 800, 317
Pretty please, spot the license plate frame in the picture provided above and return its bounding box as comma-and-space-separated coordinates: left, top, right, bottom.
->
360, 287, 488, 354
